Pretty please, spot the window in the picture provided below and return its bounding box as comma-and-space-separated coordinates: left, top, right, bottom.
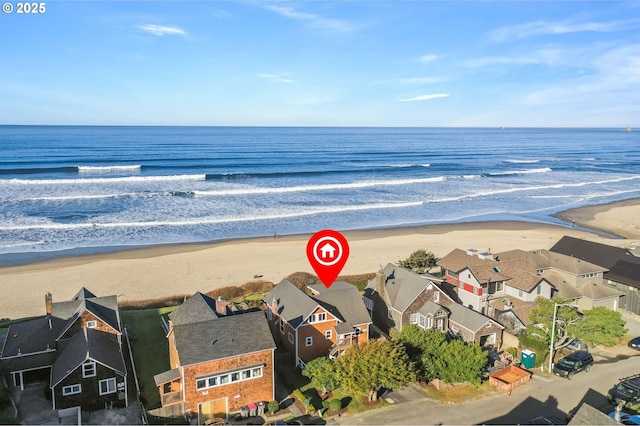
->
279, 319, 285, 334
62, 384, 81, 396
86, 320, 97, 329
496, 281, 504, 292
536, 285, 542, 295
196, 366, 263, 391
433, 292, 439, 303
473, 287, 479, 295
518, 290, 523, 297
306, 336, 313, 347
325, 330, 332, 339
387, 308, 393, 320
288, 332, 294, 344
82, 361, 96, 378
99, 378, 116, 395
409, 313, 418, 324
309, 313, 327, 323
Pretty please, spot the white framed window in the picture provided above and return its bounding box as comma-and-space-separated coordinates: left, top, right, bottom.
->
288, 332, 294, 344
387, 308, 393, 320
196, 366, 263, 391
305, 336, 313, 347
409, 313, 418, 324
279, 319, 285, 334
86, 320, 97, 329
99, 378, 116, 395
325, 330, 332, 339
496, 281, 504, 292
82, 361, 96, 378
62, 384, 81, 396
309, 312, 327, 323
433, 292, 439, 303
518, 290, 523, 297
536, 285, 542, 295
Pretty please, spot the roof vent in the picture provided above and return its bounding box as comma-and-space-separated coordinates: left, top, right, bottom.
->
466, 248, 479, 256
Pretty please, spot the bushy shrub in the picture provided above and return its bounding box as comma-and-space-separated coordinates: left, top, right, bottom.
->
240, 280, 274, 294
329, 399, 342, 411
267, 400, 279, 414
287, 272, 320, 289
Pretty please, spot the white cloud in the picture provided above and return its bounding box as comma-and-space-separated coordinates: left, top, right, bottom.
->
137, 24, 186, 37
397, 77, 443, 85
419, 54, 439, 63
399, 93, 450, 102
264, 5, 354, 32
490, 19, 640, 41
258, 73, 295, 84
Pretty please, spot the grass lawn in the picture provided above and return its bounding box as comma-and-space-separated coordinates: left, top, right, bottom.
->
121, 306, 177, 409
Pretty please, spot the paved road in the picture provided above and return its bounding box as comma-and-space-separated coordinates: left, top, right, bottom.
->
336, 351, 639, 425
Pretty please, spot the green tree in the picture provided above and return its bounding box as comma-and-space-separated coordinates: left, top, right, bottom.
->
430, 339, 488, 385
529, 297, 581, 350
396, 325, 447, 381
337, 339, 416, 401
302, 357, 340, 394
568, 306, 627, 347
398, 249, 439, 272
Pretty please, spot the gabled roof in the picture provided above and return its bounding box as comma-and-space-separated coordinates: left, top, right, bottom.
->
418, 301, 448, 317
446, 300, 503, 332
365, 263, 431, 313
265, 279, 319, 329
51, 328, 126, 388
1, 316, 63, 358
437, 249, 512, 283
605, 259, 640, 289
308, 282, 371, 328
550, 235, 631, 269
172, 310, 275, 366
577, 281, 624, 300
72, 287, 97, 301
499, 249, 606, 276
54, 295, 121, 338
169, 292, 219, 326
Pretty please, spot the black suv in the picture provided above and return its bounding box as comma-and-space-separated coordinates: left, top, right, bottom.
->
553, 350, 593, 379
608, 374, 640, 407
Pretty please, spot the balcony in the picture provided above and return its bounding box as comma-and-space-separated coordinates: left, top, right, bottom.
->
161, 390, 183, 406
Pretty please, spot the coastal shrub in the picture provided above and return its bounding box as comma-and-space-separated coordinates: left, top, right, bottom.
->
240, 280, 274, 294
287, 272, 320, 290
119, 295, 189, 310
337, 273, 376, 291
518, 332, 549, 368
329, 399, 342, 411
267, 400, 279, 414
206, 286, 244, 300
398, 249, 439, 272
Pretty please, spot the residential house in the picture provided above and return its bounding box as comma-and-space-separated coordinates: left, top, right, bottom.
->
550, 235, 640, 314
0, 288, 127, 410
438, 248, 555, 313
498, 248, 624, 312
363, 264, 504, 348
264, 280, 371, 368
154, 292, 276, 424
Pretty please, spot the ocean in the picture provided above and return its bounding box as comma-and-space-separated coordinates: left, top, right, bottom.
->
0, 126, 639, 264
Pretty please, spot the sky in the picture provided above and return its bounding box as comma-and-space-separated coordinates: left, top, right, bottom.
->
1, 0, 639, 127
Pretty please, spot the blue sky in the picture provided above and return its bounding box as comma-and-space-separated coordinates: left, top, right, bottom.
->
2, 1, 639, 127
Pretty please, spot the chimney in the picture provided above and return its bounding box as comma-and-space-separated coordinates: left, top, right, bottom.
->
216, 296, 228, 316
45, 292, 52, 316
270, 297, 278, 315
375, 267, 388, 302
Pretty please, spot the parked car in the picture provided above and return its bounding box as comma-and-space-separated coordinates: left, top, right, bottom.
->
608, 374, 640, 407
628, 337, 640, 350
566, 338, 588, 352
553, 350, 593, 379
608, 411, 640, 425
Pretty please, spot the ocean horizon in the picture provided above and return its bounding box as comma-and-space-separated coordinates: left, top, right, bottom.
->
1, 125, 639, 266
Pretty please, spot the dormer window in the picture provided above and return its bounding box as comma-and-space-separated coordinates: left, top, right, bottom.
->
309, 313, 327, 323
82, 361, 96, 378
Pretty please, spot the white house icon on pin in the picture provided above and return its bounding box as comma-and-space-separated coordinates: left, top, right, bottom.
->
319, 242, 336, 259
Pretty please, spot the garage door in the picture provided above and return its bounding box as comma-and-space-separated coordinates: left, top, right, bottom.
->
199, 397, 227, 425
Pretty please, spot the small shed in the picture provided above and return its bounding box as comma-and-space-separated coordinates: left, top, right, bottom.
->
489, 365, 532, 392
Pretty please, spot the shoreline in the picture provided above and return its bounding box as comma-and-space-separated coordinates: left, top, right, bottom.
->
1, 198, 639, 320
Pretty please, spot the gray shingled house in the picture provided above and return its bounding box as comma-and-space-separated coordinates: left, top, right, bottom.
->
363, 264, 504, 348
0, 288, 127, 410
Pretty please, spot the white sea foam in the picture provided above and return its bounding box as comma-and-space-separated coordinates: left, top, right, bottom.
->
78, 165, 142, 173
0, 174, 207, 185
487, 167, 552, 176
504, 159, 540, 164
193, 176, 447, 196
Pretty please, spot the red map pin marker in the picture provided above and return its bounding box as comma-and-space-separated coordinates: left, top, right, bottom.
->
306, 229, 350, 288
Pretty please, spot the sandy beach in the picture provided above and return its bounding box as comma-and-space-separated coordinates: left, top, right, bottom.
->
1, 199, 639, 320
